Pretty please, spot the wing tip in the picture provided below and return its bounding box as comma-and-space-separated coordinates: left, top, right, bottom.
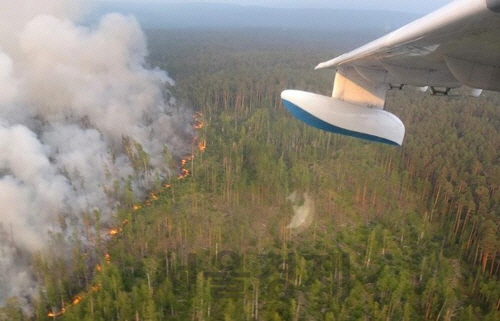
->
315, 59, 339, 70
314, 64, 323, 70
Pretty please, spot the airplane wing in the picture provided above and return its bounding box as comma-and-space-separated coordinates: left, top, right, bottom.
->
281, 0, 500, 146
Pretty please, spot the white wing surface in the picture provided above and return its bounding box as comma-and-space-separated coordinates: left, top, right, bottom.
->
316, 0, 500, 91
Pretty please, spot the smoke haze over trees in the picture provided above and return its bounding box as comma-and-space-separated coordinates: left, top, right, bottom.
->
0, 0, 191, 305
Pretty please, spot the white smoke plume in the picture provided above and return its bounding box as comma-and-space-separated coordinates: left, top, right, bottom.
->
0, 0, 192, 304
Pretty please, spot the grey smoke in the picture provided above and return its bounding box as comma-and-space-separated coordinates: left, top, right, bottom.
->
0, 0, 192, 303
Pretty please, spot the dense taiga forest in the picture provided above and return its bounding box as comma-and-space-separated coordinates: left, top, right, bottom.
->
2, 29, 499, 320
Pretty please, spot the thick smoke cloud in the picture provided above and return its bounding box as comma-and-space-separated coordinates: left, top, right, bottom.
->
0, 0, 191, 303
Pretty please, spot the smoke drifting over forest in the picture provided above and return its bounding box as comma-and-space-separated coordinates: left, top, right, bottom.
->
0, 0, 191, 303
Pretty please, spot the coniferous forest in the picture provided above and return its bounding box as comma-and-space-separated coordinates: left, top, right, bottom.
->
1, 29, 499, 320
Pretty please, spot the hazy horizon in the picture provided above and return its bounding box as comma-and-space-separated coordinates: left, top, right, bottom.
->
87, 2, 421, 31
90, 0, 453, 14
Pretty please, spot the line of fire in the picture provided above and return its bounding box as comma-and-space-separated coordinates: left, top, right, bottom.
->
47, 112, 205, 318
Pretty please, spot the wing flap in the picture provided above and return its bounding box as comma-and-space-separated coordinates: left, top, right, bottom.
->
380, 62, 460, 87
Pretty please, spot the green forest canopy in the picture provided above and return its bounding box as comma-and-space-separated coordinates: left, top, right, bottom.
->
2, 29, 499, 321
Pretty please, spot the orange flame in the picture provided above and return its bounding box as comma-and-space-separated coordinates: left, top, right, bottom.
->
48, 308, 66, 318
133, 205, 141, 211
193, 111, 204, 129
177, 155, 193, 179
72, 295, 83, 305
197, 140, 206, 153
177, 168, 189, 179
47, 292, 83, 317
176, 112, 205, 180
47, 223, 126, 317
194, 121, 204, 129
